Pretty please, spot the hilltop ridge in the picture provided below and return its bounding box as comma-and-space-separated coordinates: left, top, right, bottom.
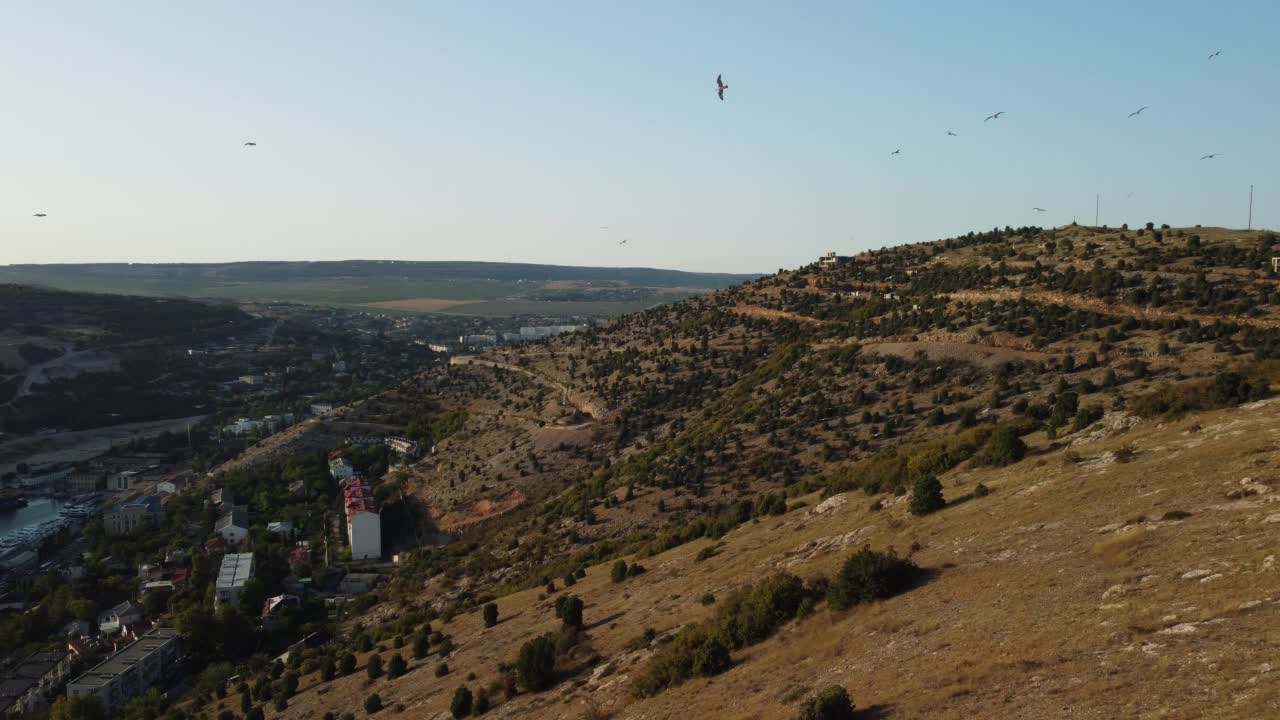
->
229, 222, 1280, 719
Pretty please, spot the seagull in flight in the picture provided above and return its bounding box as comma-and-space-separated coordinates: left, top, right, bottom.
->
716, 74, 728, 101
947, 131, 957, 136
1208, 50, 1222, 61
243, 142, 257, 147
619, 238, 629, 246
1128, 106, 1149, 118
1032, 207, 1046, 212
890, 149, 902, 156
32, 213, 47, 218
984, 111, 1005, 122
1200, 153, 1222, 160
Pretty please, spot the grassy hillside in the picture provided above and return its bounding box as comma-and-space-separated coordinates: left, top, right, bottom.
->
0, 261, 759, 317
197, 222, 1280, 719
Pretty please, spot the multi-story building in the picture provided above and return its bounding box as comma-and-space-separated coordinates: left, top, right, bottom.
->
214, 553, 254, 608
66, 627, 179, 716
328, 457, 354, 482
342, 477, 381, 560
103, 497, 164, 537
0, 650, 70, 718
67, 471, 104, 495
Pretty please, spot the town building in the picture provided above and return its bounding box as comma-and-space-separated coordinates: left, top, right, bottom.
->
97, 601, 144, 636
341, 477, 381, 560
107, 470, 142, 492
215, 507, 249, 546
0, 650, 71, 718
214, 553, 254, 608
338, 572, 380, 595
67, 471, 104, 495
103, 496, 164, 537
818, 251, 850, 269
66, 627, 180, 716
328, 457, 354, 482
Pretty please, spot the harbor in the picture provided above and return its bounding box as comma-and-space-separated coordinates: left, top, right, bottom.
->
0, 495, 98, 552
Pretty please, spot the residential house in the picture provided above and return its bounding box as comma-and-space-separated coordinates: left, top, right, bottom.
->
214, 553, 254, 608
341, 477, 381, 560
204, 536, 226, 562
287, 543, 312, 568
266, 521, 294, 538
97, 601, 143, 637
216, 507, 249, 547
210, 488, 237, 510
338, 573, 380, 595
328, 457, 354, 482
67, 627, 180, 716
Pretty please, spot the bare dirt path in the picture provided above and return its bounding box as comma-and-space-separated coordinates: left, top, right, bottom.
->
945, 289, 1280, 330
450, 356, 608, 419
727, 305, 827, 324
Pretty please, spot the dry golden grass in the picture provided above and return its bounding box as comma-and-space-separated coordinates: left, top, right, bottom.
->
268, 397, 1280, 719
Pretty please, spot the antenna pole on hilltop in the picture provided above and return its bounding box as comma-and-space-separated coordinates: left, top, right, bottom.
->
1095, 194, 1100, 226
1249, 185, 1254, 230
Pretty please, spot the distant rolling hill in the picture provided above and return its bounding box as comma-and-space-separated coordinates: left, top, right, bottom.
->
0, 261, 761, 317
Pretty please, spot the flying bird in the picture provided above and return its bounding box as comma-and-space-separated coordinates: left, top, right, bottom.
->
619, 238, 629, 246
243, 142, 257, 147
1128, 106, 1149, 118
716, 74, 728, 101
32, 213, 47, 218
947, 131, 957, 136
984, 111, 1005, 122
1032, 207, 1046, 212
1208, 50, 1222, 61
1200, 153, 1222, 160
890, 149, 901, 156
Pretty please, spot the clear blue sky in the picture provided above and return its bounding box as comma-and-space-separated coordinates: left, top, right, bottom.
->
3, 1, 1277, 273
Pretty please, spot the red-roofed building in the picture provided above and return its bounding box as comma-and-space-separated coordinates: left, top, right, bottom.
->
341, 476, 381, 560
288, 543, 312, 567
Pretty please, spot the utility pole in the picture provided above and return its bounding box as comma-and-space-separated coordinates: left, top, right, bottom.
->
1095, 194, 1100, 226
1249, 184, 1254, 230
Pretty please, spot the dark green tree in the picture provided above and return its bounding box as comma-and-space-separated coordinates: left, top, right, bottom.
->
449, 687, 473, 718
908, 474, 945, 516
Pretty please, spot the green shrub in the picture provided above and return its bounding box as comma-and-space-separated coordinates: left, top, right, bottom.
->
557, 595, 584, 629
827, 546, 918, 611
364, 693, 382, 715
516, 635, 557, 692
1132, 367, 1271, 418
472, 688, 490, 715
449, 687, 472, 718
908, 475, 945, 516
366, 653, 383, 680
319, 655, 336, 682
340, 653, 357, 676
981, 425, 1026, 466
273, 696, 287, 713
412, 634, 428, 659
972, 483, 990, 498
632, 573, 808, 697
387, 653, 406, 679
483, 603, 498, 628
797, 686, 855, 720
611, 560, 629, 582
435, 662, 449, 678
